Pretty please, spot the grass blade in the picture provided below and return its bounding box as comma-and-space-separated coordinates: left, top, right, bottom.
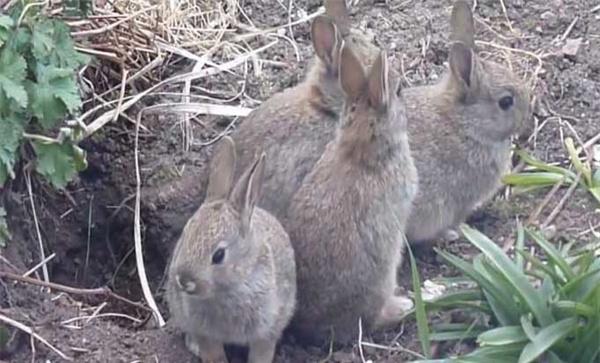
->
515, 222, 525, 271
518, 317, 579, 363
552, 300, 595, 318
502, 172, 568, 187
526, 229, 575, 280
436, 249, 519, 325
477, 326, 529, 346
559, 267, 600, 301
460, 224, 554, 327
514, 149, 576, 179
430, 330, 482, 341
408, 243, 431, 358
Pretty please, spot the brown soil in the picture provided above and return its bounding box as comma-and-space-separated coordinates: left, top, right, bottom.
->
2, 0, 600, 362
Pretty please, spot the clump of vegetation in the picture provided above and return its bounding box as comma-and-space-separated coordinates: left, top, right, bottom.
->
412, 224, 600, 363
504, 142, 600, 205
0, 6, 90, 189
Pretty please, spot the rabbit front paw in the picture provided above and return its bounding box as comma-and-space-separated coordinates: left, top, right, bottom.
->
185, 334, 227, 363
375, 295, 414, 328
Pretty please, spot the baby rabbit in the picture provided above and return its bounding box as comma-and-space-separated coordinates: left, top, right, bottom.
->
403, 0, 531, 244
167, 136, 296, 363
232, 0, 379, 220
286, 43, 418, 345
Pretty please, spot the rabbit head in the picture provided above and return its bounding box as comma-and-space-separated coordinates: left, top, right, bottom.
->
442, 0, 530, 143
337, 44, 406, 165
169, 136, 267, 301
307, 0, 379, 113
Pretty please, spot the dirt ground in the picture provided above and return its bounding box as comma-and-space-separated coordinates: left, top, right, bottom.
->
2, 0, 600, 362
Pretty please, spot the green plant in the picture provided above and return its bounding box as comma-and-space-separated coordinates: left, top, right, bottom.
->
0, 207, 9, 247
0, 6, 90, 189
413, 224, 600, 363
504, 142, 600, 205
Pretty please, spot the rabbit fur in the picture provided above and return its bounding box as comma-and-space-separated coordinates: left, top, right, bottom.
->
231, 0, 379, 220
285, 44, 418, 345
403, 0, 531, 244
167, 137, 296, 363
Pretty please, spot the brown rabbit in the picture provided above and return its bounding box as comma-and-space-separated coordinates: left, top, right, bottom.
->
167, 137, 296, 363
403, 0, 531, 244
232, 0, 379, 220
285, 43, 418, 345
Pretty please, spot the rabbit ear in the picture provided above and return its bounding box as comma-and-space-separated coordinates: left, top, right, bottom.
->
311, 16, 341, 69
324, 0, 350, 36
450, 0, 475, 50
449, 42, 475, 91
339, 42, 367, 100
367, 51, 390, 110
206, 136, 236, 202
230, 153, 266, 234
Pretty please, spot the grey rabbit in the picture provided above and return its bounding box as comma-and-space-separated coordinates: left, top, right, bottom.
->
286, 43, 418, 345
232, 0, 379, 220
403, 0, 531, 244
167, 136, 296, 363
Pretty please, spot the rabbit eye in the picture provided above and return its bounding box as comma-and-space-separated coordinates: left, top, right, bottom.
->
211, 248, 226, 265
498, 95, 514, 110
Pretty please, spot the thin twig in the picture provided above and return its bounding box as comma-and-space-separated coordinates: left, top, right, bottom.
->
23, 253, 56, 278
357, 317, 367, 363
0, 313, 72, 361
560, 16, 579, 41
0, 271, 150, 311
527, 180, 564, 226
134, 109, 166, 327
541, 172, 582, 229
25, 171, 49, 284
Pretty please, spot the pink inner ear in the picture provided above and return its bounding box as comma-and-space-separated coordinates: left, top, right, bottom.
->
312, 19, 337, 64
368, 53, 388, 109
339, 46, 367, 100
450, 43, 473, 87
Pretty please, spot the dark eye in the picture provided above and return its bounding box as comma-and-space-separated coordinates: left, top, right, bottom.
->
211, 248, 225, 265
498, 95, 514, 110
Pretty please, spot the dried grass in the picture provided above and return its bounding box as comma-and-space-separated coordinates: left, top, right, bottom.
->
42, 0, 322, 141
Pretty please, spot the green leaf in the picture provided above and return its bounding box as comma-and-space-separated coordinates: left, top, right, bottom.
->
517, 249, 565, 284
477, 326, 529, 346
515, 222, 525, 271
514, 149, 576, 180
33, 140, 87, 189
31, 19, 89, 69
518, 317, 579, 363
28, 64, 81, 129
31, 20, 55, 63
430, 329, 482, 341
552, 300, 595, 318
0, 15, 13, 48
437, 249, 519, 325
527, 229, 575, 281
408, 243, 431, 358
0, 47, 28, 110
565, 137, 592, 186
460, 224, 555, 327
559, 268, 600, 301
473, 255, 523, 325
520, 315, 538, 341
0, 207, 10, 247
464, 342, 525, 360
0, 114, 25, 184
502, 172, 569, 187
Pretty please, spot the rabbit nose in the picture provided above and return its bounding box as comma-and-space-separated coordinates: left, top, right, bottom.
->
175, 271, 197, 293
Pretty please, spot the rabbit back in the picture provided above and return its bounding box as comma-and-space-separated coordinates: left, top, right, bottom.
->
233, 85, 339, 219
